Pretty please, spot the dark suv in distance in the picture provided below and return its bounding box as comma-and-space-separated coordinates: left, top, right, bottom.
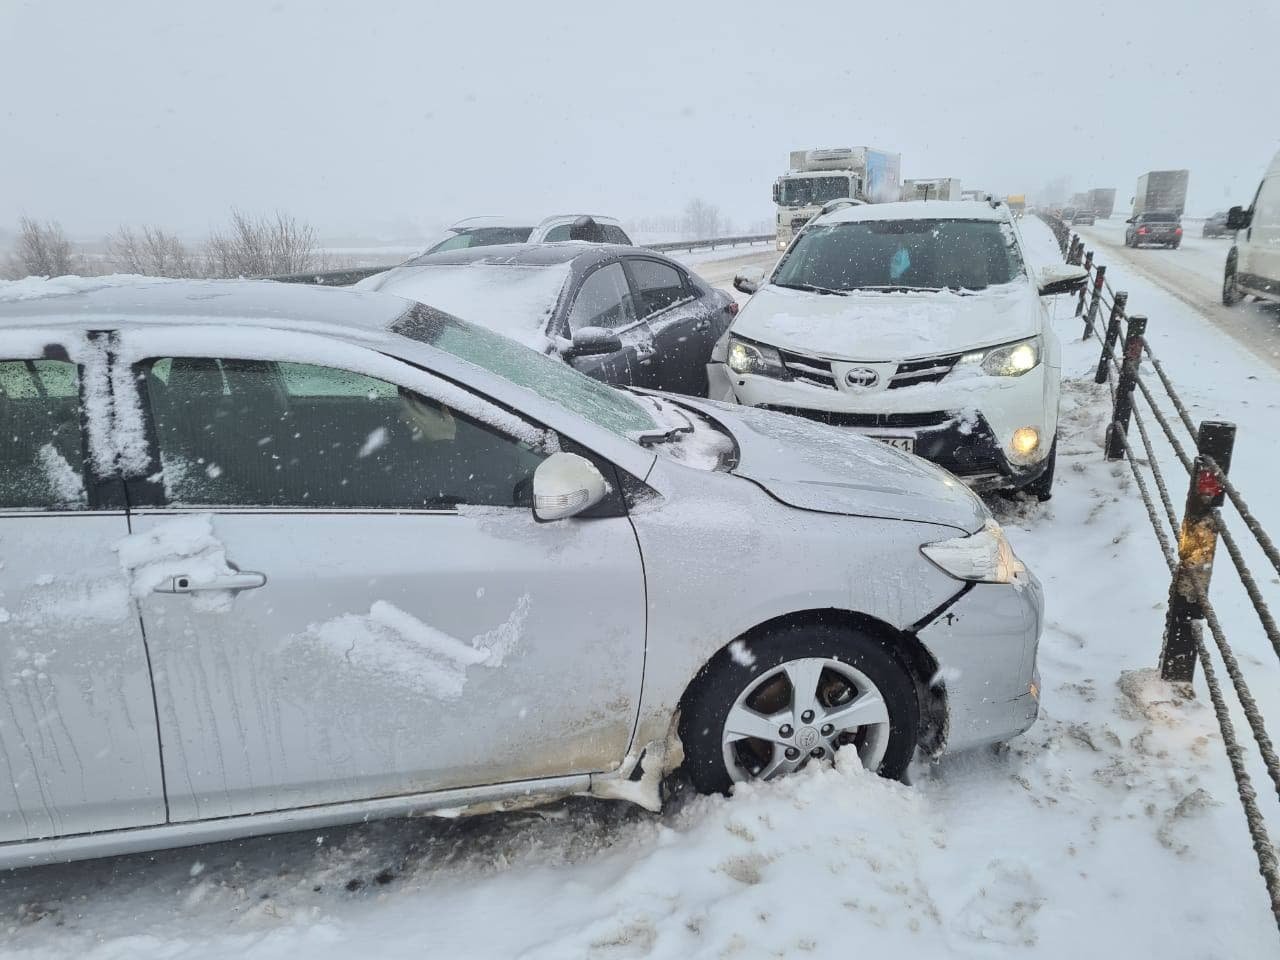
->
1202, 211, 1232, 238
1125, 211, 1182, 249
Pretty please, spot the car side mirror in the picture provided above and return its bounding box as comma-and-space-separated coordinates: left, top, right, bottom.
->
533, 452, 608, 521
734, 266, 765, 295
1227, 205, 1252, 230
563, 326, 622, 358
772, 182, 781, 204
1125, 217, 1135, 224
1037, 264, 1089, 297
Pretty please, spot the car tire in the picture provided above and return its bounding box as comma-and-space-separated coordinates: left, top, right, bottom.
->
1024, 435, 1057, 502
1223, 255, 1242, 306
679, 624, 919, 796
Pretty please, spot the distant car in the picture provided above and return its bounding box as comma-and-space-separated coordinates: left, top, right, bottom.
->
1224, 150, 1280, 306
0, 278, 1042, 869
1203, 211, 1232, 238
713, 200, 1088, 500
1060, 207, 1076, 222
422, 215, 632, 255
357, 244, 735, 396
1125, 211, 1182, 249
1070, 210, 1096, 226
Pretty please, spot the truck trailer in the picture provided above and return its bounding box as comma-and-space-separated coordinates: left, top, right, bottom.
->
773, 147, 902, 250
901, 178, 962, 201
1087, 187, 1117, 219
1132, 170, 1190, 218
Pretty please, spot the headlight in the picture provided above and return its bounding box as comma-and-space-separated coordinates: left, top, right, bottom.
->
921, 520, 1026, 584
964, 337, 1041, 377
726, 336, 789, 379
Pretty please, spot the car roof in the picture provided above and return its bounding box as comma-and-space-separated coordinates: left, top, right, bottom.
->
406, 242, 637, 268
0, 276, 414, 339
818, 199, 1010, 225
447, 216, 532, 231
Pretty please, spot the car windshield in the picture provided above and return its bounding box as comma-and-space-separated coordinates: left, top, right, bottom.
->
378, 262, 571, 348
772, 218, 1025, 293
425, 227, 534, 254
391, 304, 660, 439
779, 177, 850, 207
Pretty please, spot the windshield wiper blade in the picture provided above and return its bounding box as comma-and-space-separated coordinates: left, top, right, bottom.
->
774, 281, 848, 296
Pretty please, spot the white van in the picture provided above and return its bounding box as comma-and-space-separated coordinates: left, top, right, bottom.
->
1224, 151, 1280, 305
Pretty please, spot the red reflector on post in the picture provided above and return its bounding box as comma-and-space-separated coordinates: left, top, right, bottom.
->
728, 301, 739, 316
1196, 468, 1223, 499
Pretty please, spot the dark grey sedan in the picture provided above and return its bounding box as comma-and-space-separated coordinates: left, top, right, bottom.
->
357, 244, 737, 397
1125, 211, 1183, 248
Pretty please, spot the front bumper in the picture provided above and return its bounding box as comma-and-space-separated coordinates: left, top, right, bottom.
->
721, 364, 1056, 491
916, 571, 1044, 753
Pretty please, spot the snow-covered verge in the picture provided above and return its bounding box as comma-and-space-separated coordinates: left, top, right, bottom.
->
2, 219, 1278, 958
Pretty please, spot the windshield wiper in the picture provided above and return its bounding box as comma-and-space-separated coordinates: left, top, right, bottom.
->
630, 394, 695, 446
774, 281, 848, 296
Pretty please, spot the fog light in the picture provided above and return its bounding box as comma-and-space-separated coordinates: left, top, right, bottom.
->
1011, 427, 1040, 458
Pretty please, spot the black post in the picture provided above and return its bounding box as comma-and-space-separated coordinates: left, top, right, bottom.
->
1083, 264, 1107, 340
1160, 421, 1237, 684
1095, 290, 1129, 383
1067, 235, 1080, 264
1075, 251, 1093, 317
1104, 314, 1147, 460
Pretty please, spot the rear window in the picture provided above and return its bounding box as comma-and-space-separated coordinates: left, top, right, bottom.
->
1140, 212, 1178, 222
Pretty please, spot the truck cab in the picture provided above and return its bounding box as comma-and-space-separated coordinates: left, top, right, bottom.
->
773, 147, 900, 251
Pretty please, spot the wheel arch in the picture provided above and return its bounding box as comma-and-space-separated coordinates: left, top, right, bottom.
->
676, 607, 948, 758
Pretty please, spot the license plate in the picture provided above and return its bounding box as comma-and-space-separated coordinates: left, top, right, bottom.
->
877, 436, 915, 453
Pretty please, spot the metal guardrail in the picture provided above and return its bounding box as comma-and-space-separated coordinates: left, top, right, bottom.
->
1061, 217, 1280, 933
267, 234, 775, 286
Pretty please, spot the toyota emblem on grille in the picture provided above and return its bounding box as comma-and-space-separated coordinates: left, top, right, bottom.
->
845, 367, 879, 388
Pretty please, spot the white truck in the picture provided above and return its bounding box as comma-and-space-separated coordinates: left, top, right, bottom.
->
772, 147, 902, 250
901, 178, 962, 202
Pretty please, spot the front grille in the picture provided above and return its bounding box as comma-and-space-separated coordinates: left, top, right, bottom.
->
889, 353, 963, 389
791, 216, 812, 233
760, 406, 956, 429
778, 349, 836, 388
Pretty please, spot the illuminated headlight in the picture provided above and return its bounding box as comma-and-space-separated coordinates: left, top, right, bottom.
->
964, 337, 1041, 377
921, 520, 1026, 584
726, 336, 789, 379
1010, 426, 1041, 459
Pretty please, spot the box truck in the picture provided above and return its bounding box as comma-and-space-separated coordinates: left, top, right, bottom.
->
1087, 188, 1117, 219
1132, 171, 1190, 217
901, 178, 962, 201
772, 147, 902, 250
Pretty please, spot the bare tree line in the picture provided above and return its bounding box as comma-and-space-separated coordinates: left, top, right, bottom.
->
2, 209, 327, 280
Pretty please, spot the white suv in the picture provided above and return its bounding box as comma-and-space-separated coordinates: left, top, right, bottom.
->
709, 201, 1086, 499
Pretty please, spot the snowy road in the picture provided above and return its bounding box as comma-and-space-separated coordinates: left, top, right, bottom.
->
1075, 219, 1280, 371
4, 220, 1280, 959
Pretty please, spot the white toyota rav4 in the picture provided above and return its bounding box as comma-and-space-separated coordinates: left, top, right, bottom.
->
710, 201, 1086, 499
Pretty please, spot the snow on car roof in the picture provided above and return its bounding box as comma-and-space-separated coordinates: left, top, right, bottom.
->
0, 276, 414, 338
819, 200, 1010, 225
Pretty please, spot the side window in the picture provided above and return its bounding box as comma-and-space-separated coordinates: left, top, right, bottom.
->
1253, 177, 1280, 227
567, 263, 638, 332
139, 358, 546, 509
542, 224, 571, 242
629, 259, 692, 318
601, 226, 632, 245
0, 359, 88, 511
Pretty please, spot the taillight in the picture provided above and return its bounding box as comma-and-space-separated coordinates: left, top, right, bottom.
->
1138, 227, 1148, 235
1175, 226, 1183, 234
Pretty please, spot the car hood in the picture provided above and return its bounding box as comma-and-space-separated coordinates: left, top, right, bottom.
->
732, 281, 1039, 361
670, 397, 988, 533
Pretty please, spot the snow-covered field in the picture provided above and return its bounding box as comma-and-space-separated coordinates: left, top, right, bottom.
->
3, 219, 1279, 958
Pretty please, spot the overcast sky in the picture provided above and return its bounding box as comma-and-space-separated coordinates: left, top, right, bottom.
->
2, 0, 1276, 239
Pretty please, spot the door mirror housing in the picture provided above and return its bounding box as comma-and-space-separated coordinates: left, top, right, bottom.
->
563, 326, 623, 358
1227, 205, 1252, 231
1125, 217, 1135, 224
1037, 264, 1089, 297
771, 182, 781, 204
533, 452, 608, 521
733, 266, 765, 295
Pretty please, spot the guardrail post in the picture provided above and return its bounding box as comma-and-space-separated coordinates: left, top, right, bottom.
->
1082, 264, 1107, 339
1067, 235, 1080, 264
1160, 421, 1237, 684
1095, 290, 1128, 383
1104, 314, 1147, 460
1075, 251, 1094, 317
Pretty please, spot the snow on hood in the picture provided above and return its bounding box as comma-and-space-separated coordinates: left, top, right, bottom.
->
668, 396, 987, 533
356, 262, 570, 351
732, 280, 1039, 361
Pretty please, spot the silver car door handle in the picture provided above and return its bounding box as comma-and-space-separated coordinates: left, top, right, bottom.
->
154, 572, 267, 594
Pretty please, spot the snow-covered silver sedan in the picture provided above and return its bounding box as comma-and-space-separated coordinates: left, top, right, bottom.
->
0, 278, 1041, 869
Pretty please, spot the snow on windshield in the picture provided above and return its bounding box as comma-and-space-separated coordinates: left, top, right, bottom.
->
363, 262, 571, 350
